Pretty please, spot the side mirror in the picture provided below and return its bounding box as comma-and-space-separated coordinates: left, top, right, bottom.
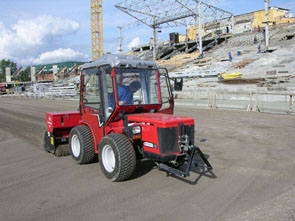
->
174, 78, 183, 91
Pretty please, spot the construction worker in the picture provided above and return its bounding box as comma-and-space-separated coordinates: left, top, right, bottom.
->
228, 52, 232, 61
117, 81, 141, 105
109, 80, 141, 108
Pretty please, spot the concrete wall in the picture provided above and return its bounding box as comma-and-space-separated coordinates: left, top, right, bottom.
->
30, 67, 36, 82
253, 8, 295, 29
179, 34, 186, 42
187, 25, 206, 41
233, 22, 252, 34
5, 67, 11, 82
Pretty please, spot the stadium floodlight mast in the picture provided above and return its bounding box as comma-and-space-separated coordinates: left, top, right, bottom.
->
265, 0, 270, 49
118, 26, 123, 52
115, 0, 233, 60
117, 21, 142, 53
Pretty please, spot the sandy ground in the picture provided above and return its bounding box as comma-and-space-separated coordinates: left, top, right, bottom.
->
1, 96, 295, 221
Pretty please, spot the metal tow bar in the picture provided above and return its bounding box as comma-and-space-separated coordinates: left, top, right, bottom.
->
156, 146, 213, 178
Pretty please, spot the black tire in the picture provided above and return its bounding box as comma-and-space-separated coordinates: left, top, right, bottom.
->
69, 125, 96, 164
99, 133, 136, 182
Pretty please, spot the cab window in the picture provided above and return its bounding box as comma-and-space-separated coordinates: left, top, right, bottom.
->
82, 68, 100, 111
114, 68, 160, 106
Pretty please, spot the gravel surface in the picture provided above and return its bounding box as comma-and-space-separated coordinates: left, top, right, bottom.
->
1, 96, 295, 221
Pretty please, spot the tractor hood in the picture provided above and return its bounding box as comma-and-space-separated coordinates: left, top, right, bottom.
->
128, 113, 194, 127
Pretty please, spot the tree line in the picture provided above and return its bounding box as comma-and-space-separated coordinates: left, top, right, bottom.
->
0, 59, 31, 82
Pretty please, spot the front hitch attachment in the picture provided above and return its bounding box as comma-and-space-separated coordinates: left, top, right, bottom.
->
156, 146, 212, 178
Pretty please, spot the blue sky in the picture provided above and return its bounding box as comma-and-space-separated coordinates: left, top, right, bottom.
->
0, 0, 294, 66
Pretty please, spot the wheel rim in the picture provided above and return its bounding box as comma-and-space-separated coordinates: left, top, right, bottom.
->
71, 134, 81, 157
102, 145, 115, 173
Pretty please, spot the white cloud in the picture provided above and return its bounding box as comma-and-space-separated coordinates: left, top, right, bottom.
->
32, 48, 89, 65
128, 37, 144, 50
12, 16, 79, 46
0, 16, 87, 65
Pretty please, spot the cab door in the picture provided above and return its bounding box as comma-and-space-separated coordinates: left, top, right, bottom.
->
80, 67, 105, 153
158, 68, 174, 114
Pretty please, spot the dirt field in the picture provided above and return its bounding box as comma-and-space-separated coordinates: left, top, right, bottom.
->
1, 96, 295, 221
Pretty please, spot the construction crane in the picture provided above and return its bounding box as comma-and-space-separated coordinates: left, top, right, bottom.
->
90, 0, 103, 61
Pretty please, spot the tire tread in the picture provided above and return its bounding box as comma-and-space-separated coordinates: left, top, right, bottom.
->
70, 125, 96, 164
100, 133, 136, 181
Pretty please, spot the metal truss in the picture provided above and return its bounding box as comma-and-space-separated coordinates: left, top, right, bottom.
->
115, 0, 233, 29
115, 0, 233, 60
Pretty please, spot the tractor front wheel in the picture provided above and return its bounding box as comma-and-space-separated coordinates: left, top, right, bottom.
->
99, 133, 136, 182
69, 125, 96, 164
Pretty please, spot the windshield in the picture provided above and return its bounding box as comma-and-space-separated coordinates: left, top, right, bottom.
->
114, 68, 160, 106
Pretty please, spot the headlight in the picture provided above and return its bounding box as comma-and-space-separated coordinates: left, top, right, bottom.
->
132, 125, 141, 134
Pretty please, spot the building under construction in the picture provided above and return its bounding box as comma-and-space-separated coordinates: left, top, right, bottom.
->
33, 61, 84, 82
188, 6, 295, 38
128, 6, 295, 60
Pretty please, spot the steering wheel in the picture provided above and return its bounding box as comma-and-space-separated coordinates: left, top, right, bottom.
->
133, 100, 142, 105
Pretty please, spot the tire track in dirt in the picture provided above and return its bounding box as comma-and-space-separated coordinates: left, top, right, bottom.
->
0, 109, 45, 148
0, 97, 77, 148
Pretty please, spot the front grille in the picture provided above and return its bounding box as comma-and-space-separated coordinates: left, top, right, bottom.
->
185, 124, 194, 145
157, 127, 178, 154
179, 123, 194, 146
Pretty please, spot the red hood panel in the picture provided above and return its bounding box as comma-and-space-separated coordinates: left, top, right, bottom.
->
128, 113, 194, 126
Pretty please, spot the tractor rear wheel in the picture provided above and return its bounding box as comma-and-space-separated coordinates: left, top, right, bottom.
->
99, 133, 136, 182
69, 125, 96, 164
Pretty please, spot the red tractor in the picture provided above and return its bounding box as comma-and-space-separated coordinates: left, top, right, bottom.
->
44, 54, 212, 181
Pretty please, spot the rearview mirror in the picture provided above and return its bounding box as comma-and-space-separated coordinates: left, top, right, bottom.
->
174, 78, 183, 91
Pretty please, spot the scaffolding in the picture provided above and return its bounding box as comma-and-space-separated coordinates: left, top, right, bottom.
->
90, 0, 104, 61
115, 0, 233, 60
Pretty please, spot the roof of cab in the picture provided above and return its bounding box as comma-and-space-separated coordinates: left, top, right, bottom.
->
82, 54, 158, 69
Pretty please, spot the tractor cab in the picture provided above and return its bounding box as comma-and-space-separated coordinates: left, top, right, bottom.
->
80, 54, 173, 127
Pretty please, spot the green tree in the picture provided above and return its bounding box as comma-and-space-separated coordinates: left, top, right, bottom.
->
18, 66, 31, 82
0, 59, 17, 82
